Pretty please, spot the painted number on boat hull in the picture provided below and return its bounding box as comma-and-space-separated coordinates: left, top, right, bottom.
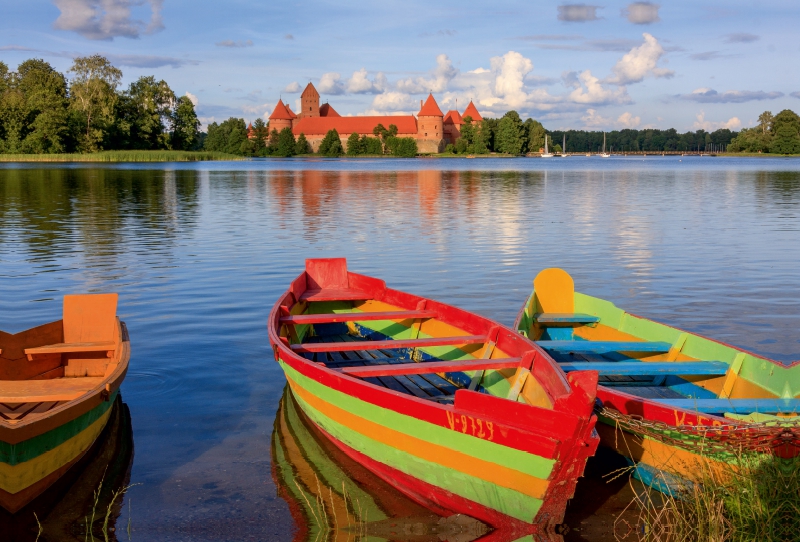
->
446, 411, 495, 441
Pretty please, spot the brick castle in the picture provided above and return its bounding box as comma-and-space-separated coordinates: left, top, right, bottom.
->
261, 82, 482, 153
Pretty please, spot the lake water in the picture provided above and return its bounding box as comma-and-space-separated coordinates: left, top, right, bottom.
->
1, 157, 799, 541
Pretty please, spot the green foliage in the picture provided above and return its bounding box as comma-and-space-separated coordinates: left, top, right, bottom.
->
524, 119, 546, 153
0, 150, 241, 162
295, 132, 311, 155
495, 111, 526, 154
361, 135, 383, 155
444, 143, 456, 154
204, 117, 250, 155
275, 127, 296, 157
385, 136, 418, 157
170, 96, 200, 150
769, 109, 800, 154
124, 76, 175, 149
346, 132, 362, 155
68, 55, 122, 151
318, 129, 343, 156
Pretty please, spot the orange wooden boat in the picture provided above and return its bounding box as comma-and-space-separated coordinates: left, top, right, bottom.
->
0, 294, 129, 513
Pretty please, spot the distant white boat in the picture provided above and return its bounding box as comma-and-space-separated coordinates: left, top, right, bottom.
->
541, 133, 553, 158
600, 133, 610, 158
560, 134, 568, 157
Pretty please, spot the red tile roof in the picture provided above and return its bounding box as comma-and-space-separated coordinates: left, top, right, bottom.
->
302, 82, 318, 97
269, 100, 294, 120
286, 104, 297, 118
443, 110, 463, 125
319, 103, 340, 117
293, 116, 418, 136
462, 100, 483, 122
418, 94, 443, 117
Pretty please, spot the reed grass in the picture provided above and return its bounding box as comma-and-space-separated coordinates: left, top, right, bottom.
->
0, 150, 243, 162
619, 451, 799, 542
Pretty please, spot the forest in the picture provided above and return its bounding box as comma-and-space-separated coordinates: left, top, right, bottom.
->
3, 56, 799, 156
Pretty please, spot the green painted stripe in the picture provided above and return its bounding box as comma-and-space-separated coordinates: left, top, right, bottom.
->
282, 361, 556, 477
0, 391, 117, 466
293, 385, 543, 523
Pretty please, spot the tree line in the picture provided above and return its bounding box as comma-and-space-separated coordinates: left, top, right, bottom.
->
0, 56, 201, 154
203, 118, 418, 157
727, 110, 800, 154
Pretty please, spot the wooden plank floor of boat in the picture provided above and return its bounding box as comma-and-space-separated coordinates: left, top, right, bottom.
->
302, 334, 460, 404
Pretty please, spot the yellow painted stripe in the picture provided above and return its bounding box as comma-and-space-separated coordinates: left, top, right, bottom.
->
287, 375, 550, 500
0, 407, 111, 494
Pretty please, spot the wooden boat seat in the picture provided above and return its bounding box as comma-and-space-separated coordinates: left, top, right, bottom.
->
0, 377, 103, 403
560, 361, 729, 376
299, 288, 371, 302
25, 341, 116, 360
534, 313, 599, 325
658, 398, 800, 414
341, 357, 523, 378
281, 310, 437, 325
537, 340, 671, 353
291, 335, 487, 353
25, 293, 118, 361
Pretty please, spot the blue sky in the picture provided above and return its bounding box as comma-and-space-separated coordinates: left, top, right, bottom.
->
2, 1, 799, 132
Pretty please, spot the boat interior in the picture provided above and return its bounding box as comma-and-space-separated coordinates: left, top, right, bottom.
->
0, 294, 124, 424
278, 259, 579, 411
519, 268, 800, 419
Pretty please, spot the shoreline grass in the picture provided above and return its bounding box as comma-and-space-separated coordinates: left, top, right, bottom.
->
0, 150, 243, 162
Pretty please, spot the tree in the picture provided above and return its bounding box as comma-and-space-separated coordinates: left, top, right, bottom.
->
360, 135, 382, 155
495, 111, 526, 154
68, 55, 122, 151
385, 136, 417, 157
265, 128, 280, 155
275, 127, 296, 157
346, 132, 362, 155
170, 96, 200, 150
16, 59, 69, 153
525, 119, 546, 153
318, 129, 343, 156
204, 117, 249, 155
295, 132, 310, 154
758, 111, 774, 135
125, 76, 175, 149
769, 109, 800, 154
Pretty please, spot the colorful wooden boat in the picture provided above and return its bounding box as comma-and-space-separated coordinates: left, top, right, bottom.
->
268, 258, 600, 533
514, 268, 800, 493
0, 294, 130, 513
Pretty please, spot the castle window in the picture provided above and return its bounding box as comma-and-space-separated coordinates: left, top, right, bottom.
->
309, 106, 312, 111
425, 133, 428, 136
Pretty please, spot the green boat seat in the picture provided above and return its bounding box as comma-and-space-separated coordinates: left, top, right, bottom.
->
560, 361, 729, 376
537, 340, 672, 353
658, 398, 800, 414
534, 313, 600, 325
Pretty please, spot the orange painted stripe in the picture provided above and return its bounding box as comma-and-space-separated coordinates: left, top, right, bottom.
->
287, 375, 551, 500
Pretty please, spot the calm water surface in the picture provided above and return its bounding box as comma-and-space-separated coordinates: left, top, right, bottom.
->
1, 157, 799, 541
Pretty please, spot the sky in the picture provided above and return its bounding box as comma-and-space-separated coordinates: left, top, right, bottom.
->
1, 1, 799, 132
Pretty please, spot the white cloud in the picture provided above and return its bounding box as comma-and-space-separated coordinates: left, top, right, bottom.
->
184, 92, 198, 106
216, 39, 253, 48
681, 88, 783, 103
318, 72, 345, 95
490, 51, 534, 109
608, 33, 673, 84
396, 54, 458, 93
53, 0, 164, 40
569, 70, 630, 104
558, 4, 601, 22
581, 109, 642, 129
346, 68, 388, 94
283, 81, 301, 93
623, 3, 660, 25
369, 92, 419, 113
692, 112, 742, 131
241, 103, 272, 120
581, 109, 612, 127
617, 111, 641, 128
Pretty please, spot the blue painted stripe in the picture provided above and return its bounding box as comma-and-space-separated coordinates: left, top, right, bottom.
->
658, 398, 800, 414
537, 340, 672, 353
534, 313, 600, 324
560, 361, 728, 376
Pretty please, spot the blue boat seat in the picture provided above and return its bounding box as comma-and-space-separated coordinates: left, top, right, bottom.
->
658, 398, 800, 414
537, 340, 672, 353
560, 361, 729, 376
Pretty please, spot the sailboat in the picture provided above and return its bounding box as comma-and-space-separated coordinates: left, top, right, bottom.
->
541, 133, 553, 157
600, 132, 610, 158
560, 134, 568, 157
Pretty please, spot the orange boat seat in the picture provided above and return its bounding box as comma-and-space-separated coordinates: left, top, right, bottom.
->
25, 294, 118, 361
0, 377, 104, 403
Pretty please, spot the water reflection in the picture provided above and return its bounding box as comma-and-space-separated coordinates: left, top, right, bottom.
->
0, 396, 134, 542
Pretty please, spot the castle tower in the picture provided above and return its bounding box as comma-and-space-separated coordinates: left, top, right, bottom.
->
300, 83, 320, 119
268, 99, 295, 132
462, 100, 483, 123
417, 93, 444, 153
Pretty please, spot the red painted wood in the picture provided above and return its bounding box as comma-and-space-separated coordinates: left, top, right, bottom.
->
305, 257, 349, 290
291, 335, 488, 353
280, 310, 437, 325
298, 288, 371, 302
340, 358, 523, 378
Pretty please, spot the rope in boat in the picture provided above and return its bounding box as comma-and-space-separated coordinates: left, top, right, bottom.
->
597, 406, 800, 455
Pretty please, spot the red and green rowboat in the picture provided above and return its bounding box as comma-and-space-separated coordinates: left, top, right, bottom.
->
268, 258, 600, 533
514, 268, 800, 493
